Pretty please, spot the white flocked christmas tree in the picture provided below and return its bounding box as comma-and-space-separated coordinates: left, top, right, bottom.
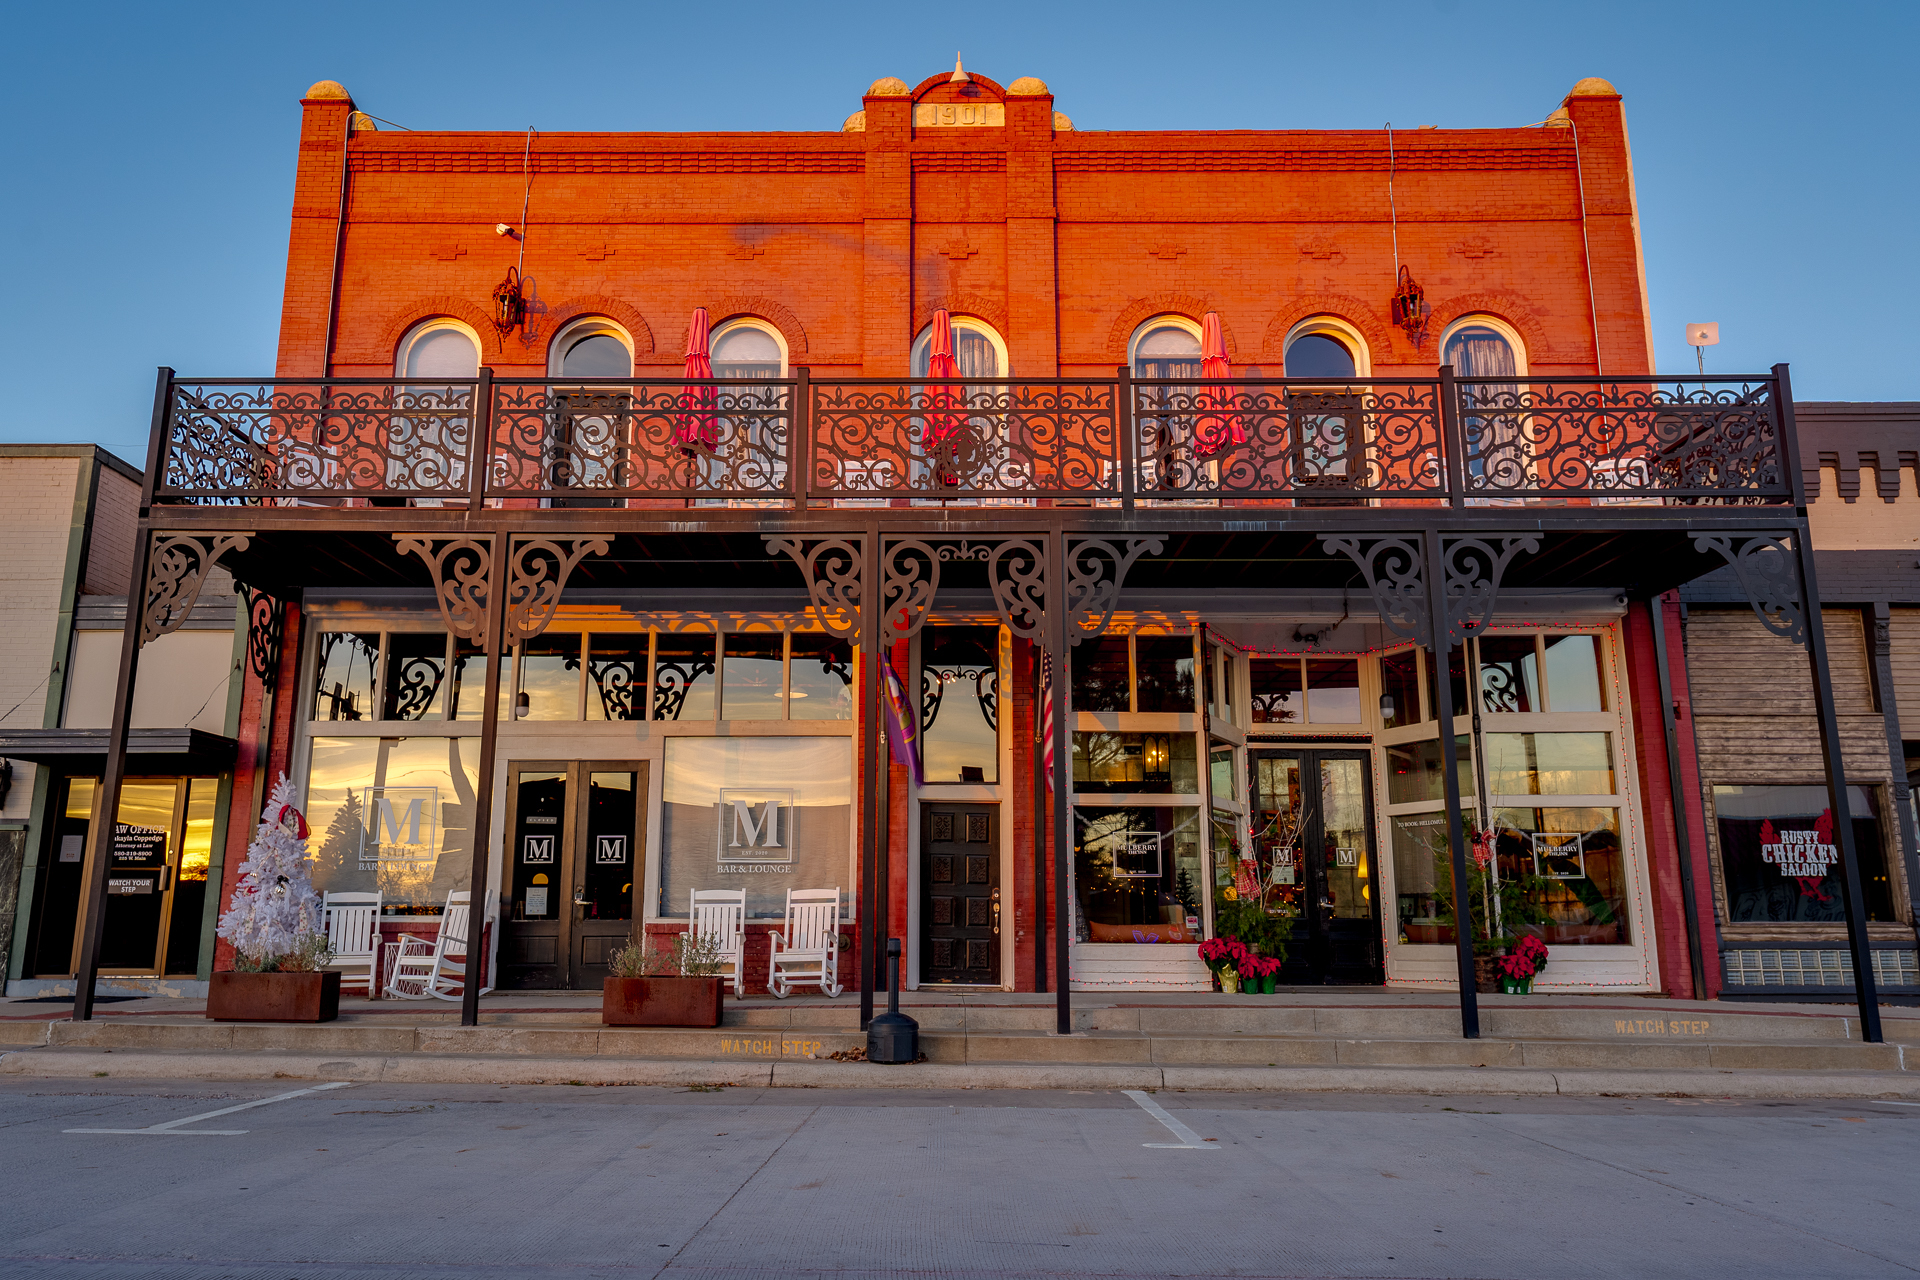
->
217, 773, 325, 968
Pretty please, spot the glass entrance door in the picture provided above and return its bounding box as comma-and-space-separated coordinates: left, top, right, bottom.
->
30, 776, 218, 978
1247, 748, 1383, 984
499, 761, 645, 990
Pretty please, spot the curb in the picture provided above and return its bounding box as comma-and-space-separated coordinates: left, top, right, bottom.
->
7, 1047, 1920, 1098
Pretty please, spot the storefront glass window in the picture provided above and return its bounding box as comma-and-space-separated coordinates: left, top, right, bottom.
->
1391, 811, 1451, 943
585, 634, 647, 721
921, 626, 998, 783
449, 637, 501, 722
1423, 646, 1470, 718
1491, 807, 1630, 945
1484, 733, 1615, 795
721, 633, 784, 720
1073, 805, 1202, 943
306, 736, 477, 915
518, 633, 582, 721
1071, 637, 1130, 712
1135, 636, 1195, 712
1379, 649, 1420, 727
653, 634, 716, 721
1249, 659, 1303, 724
1209, 743, 1235, 803
788, 634, 853, 721
1305, 658, 1361, 723
312, 632, 379, 721
1544, 634, 1605, 711
383, 633, 448, 721
1477, 636, 1539, 713
1073, 732, 1198, 793
1713, 784, 1895, 923
1385, 735, 1473, 805
657, 736, 852, 919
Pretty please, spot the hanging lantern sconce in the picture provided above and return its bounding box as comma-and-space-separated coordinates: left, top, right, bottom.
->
1390, 265, 1429, 346
492, 266, 527, 335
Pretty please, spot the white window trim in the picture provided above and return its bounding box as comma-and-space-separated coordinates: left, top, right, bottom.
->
709, 317, 789, 375
911, 316, 1009, 377
395, 318, 482, 378
1282, 316, 1372, 378
1127, 314, 1203, 369
1439, 314, 1530, 377
547, 317, 636, 378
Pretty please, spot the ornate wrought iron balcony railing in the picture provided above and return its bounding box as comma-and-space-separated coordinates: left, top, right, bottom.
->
152, 368, 1795, 511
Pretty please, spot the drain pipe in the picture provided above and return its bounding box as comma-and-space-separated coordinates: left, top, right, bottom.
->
1649, 592, 1709, 1000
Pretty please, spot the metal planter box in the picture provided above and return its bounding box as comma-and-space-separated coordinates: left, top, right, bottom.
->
602, 976, 723, 1027
206, 971, 342, 1023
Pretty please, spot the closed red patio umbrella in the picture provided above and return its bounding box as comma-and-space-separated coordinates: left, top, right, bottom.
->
1194, 311, 1244, 458
924, 309, 963, 483
676, 307, 718, 454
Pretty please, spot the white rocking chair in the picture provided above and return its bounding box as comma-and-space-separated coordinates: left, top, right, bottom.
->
689, 888, 747, 998
321, 890, 381, 996
767, 887, 843, 999
386, 891, 489, 1001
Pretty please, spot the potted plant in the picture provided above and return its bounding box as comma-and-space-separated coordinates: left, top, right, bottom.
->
1242, 953, 1281, 995
1496, 935, 1549, 994
208, 775, 342, 1023
603, 930, 727, 1026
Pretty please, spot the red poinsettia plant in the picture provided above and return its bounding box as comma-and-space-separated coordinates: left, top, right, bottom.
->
1240, 954, 1282, 980
1497, 934, 1550, 980
1198, 936, 1252, 975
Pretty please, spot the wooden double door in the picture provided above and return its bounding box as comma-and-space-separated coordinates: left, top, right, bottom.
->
499, 761, 646, 989
920, 803, 1000, 985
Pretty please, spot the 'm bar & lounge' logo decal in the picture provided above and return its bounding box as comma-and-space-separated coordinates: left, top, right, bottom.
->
358, 786, 439, 870
1758, 812, 1837, 900
717, 789, 795, 873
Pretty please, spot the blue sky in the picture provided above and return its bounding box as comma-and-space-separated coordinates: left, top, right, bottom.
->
1, 0, 1913, 465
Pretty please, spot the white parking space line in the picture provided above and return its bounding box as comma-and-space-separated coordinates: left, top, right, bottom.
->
1864, 1100, 1920, 1108
1122, 1089, 1219, 1149
64, 1082, 353, 1135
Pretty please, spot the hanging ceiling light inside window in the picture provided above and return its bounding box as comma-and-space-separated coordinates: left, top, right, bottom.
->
493, 266, 526, 335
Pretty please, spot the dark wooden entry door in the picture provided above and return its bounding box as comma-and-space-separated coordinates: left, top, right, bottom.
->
500, 761, 646, 990
1247, 748, 1383, 984
921, 804, 1000, 985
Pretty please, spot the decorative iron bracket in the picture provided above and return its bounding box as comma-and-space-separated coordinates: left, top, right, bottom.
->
986, 538, 1049, 645
1321, 532, 1539, 650
1692, 532, 1805, 646
765, 535, 864, 642
395, 535, 494, 645
239, 585, 285, 690
504, 537, 610, 647
141, 533, 252, 646
1065, 537, 1166, 646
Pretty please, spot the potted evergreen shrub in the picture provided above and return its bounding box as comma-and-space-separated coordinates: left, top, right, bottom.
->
207, 776, 342, 1023
602, 931, 727, 1026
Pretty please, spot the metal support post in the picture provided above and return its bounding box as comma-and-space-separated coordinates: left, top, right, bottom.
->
1649, 592, 1709, 1001
1048, 529, 1073, 1035
1422, 527, 1480, 1038
1793, 521, 1883, 1042
1032, 644, 1048, 992
459, 535, 511, 1028
857, 528, 882, 1029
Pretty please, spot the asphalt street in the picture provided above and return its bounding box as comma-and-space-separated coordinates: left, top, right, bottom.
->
0, 1077, 1914, 1279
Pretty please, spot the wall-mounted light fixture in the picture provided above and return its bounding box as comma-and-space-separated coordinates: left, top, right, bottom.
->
493, 266, 526, 334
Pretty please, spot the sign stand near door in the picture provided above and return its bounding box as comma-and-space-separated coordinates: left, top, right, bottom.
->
500, 760, 646, 989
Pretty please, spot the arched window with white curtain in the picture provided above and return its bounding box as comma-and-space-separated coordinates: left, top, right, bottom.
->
390, 319, 481, 504
546, 318, 635, 507
911, 316, 1005, 378
1442, 316, 1529, 497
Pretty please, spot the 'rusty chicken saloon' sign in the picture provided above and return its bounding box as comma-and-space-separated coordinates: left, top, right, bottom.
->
1758, 815, 1840, 890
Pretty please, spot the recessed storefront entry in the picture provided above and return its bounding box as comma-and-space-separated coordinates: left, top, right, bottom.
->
500, 761, 645, 989
1247, 748, 1383, 985
921, 803, 1000, 985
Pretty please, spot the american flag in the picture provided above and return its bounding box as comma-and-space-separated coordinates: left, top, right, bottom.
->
1041, 651, 1054, 792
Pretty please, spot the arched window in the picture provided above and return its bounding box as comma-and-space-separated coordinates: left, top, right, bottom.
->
1129, 316, 1202, 380
1441, 317, 1526, 378
397, 319, 479, 380
548, 318, 633, 378
911, 316, 1005, 378
1441, 317, 1529, 497
710, 320, 786, 379
1282, 319, 1365, 379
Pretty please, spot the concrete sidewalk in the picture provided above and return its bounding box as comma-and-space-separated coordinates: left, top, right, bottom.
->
4, 987, 1915, 1096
